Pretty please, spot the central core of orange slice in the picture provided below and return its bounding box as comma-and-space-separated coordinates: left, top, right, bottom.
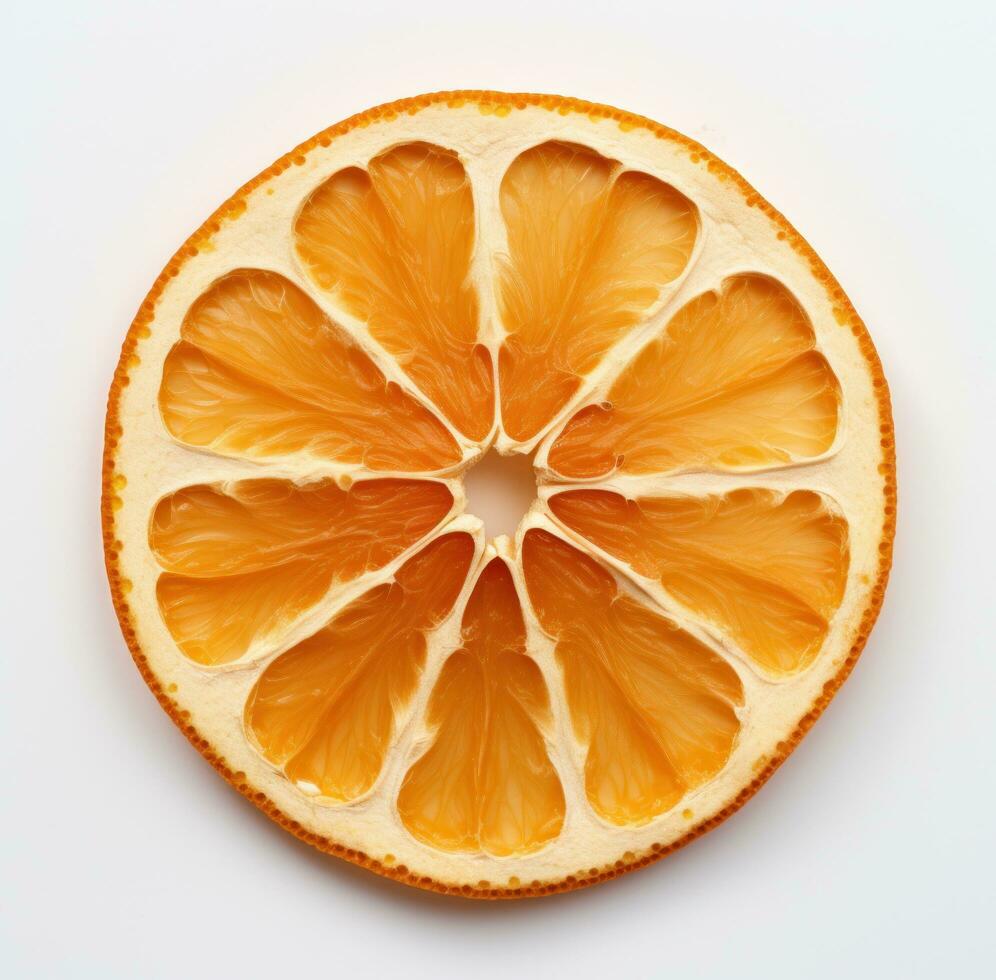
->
462, 451, 537, 540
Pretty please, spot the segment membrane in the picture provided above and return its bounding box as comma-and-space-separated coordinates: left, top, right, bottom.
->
498, 142, 697, 442
398, 559, 565, 855
159, 269, 461, 471
522, 529, 742, 825
151, 479, 453, 665
548, 274, 841, 476
245, 533, 475, 800
549, 488, 849, 675
294, 142, 494, 441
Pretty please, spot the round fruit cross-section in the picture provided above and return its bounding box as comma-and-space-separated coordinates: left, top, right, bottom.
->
103, 91, 895, 899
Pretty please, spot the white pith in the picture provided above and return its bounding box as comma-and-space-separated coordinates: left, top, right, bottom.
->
108, 101, 888, 888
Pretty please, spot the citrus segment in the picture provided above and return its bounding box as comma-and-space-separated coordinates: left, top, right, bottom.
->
549, 488, 849, 675
398, 558, 565, 855
244, 532, 475, 801
497, 142, 698, 442
151, 479, 453, 665
159, 269, 461, 471
547, 274, 841, 477
522, 529, 743, 825
294, 143, 493, 441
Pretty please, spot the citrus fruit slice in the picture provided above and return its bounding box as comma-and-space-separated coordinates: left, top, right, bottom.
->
103, 91, 895, 899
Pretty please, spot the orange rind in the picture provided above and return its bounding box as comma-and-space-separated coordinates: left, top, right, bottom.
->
103, 91, 895, 899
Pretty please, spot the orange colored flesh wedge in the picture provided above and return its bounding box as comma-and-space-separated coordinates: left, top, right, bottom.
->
498, 142, 697, 442
548, 275, 840, 476
160, 269, 462, 472
245, 532, 475, 799
151, 479, 453, 665
295, 143, 494, 442
399, 559, 565, 855
523, 529, 743, 824
549, 488, 849, 674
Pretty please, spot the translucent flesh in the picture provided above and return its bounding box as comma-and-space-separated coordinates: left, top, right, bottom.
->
522, 530, 743, 825
244, 533, 475, 801
398, 559, 565, 855
151, 479, 453, 665
549, 489, 849, 675
159, 269, 460, 472
548, 275, 841, 477
497, 142, 697, 442
294, 142, 493, 441
149, 133, 856, 849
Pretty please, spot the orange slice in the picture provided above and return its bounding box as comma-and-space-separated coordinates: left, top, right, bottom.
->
103, 92, 895, 899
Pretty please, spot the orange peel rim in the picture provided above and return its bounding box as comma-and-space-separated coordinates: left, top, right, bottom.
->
101, 90, 897, 900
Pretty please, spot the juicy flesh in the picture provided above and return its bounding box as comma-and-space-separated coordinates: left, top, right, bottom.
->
245, 533, 475, 801
522, 530, 743, 825
159, 269, 460, 471
549, 489, 849, 675
147, 133, 859, 856
398, 559, 565, 855
294, 142, 494, 441
151, 479, 453, 665
548, 275, 841, 476
498, 142, 697, 442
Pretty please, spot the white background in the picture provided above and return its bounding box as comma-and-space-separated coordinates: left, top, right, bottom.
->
2, 2, 994, 977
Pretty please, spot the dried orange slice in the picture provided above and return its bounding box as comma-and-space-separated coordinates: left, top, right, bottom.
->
103, 91, 895, 899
